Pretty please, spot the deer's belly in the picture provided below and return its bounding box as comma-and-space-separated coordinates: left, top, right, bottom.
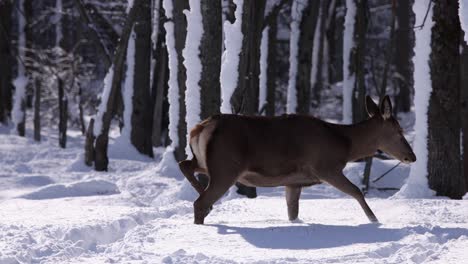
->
237, 171, 321, 187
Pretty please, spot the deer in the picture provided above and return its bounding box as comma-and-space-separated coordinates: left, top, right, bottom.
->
179, 96, 416, 225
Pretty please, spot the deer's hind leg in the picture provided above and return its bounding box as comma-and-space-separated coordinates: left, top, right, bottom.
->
179, 159, 206, 194
285, 186, 302, 221
322, 172, 378, 223
193, 153, 242, 224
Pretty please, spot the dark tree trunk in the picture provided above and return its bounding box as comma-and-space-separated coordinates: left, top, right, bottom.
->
295, 0, 320, 114
151, 3, 168, 147
352, 0, 368, 123
428, 0, 465, 199
311, 0, 331, 106
58, 78, 68, 148
85, 118, 95, 166
230, 0, 266, 115
78, 85, 86, 135
131, 0, 154, 157
172, 0, 189, 161
33, 79, 41, 142
94, 0, 142, 171
394, 0, 413, 113
0, 1, 12, 124
266, 16, 277, 117
462, 40, 468, 192
199, 0, 222, 119
230, 0, 266, 198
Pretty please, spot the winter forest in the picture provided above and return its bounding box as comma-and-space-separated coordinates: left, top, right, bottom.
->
0, 0, 468, 263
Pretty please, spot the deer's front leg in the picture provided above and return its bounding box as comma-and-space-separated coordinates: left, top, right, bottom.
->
285, 186, 302, 221
322, 172, 378, 223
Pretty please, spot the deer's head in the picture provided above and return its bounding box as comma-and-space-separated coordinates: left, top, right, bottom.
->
365, 96, 416, 164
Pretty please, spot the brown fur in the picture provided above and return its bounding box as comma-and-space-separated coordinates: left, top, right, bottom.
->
179, 96, 416, 224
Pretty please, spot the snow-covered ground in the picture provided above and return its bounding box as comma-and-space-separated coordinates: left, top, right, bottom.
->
0, 126, 467, 264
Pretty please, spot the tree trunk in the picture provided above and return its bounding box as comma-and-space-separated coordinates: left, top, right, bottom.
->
351, 0, 368, 123
85, 118, 95, 166
427, 0, 465, 198
312, 0, 331, 106
151, 3, 168, 147
58, 78, 68, 148
131, 0, 154, 157
94, 0, 142, 171
0, 1, 12, 124
462, 39, 468, 192
394, 0, 413, 113
230, 0, 266, 198
171, 0, 189, 161
296, 0, 320, 114
199, 0, 222, 119
33, 79, 41, 142
265, 19, 277, 117
230, 0, 266, 115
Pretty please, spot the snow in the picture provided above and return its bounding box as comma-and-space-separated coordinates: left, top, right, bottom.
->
126, 0, 134, 13
12, 0, 28, 129
163, 0, 179, 148
286, 0, 307, 114
121, 29, 136, 141
220, 0, 244, 114
258, 26, 269, 114
183, 0, 203, 158
19, 180, 119, 200
1, 123, 467, 263
460, 0, 468, 44
394, 0, 435, 199
342, 0, 356, 124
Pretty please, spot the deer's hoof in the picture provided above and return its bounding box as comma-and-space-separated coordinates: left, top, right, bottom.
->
368, 215, 379, 223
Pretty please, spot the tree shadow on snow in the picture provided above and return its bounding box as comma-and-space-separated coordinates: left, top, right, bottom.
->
208, 223, 468, 250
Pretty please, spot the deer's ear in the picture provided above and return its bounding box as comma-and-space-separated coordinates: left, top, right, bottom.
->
380, 95, 392, 120
365, 96, 379, 118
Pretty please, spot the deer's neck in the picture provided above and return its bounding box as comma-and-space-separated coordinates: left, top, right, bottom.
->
339, 118, 381, 162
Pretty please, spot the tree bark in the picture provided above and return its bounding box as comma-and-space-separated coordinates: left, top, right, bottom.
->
58, 77, 68, 148
33, 79, 41, 142
151, 5, 168, 147
462, 39, 468, 192
427, 0, 465, 198
230, 0, 266, 115
394, 0, 413, 113
172, 0, 189, 161
199, 0, 222, 119
266, 17, 277, 117
0, 0, 12, 124
230, 0, 266, 198
131, 0, 154, 157
311, 0, 331, 106
295, 0, 320, 114
85, 118, 95, 166
351, 0, 368, 123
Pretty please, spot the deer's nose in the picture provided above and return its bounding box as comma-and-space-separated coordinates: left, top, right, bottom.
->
404, 153, 416, 163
